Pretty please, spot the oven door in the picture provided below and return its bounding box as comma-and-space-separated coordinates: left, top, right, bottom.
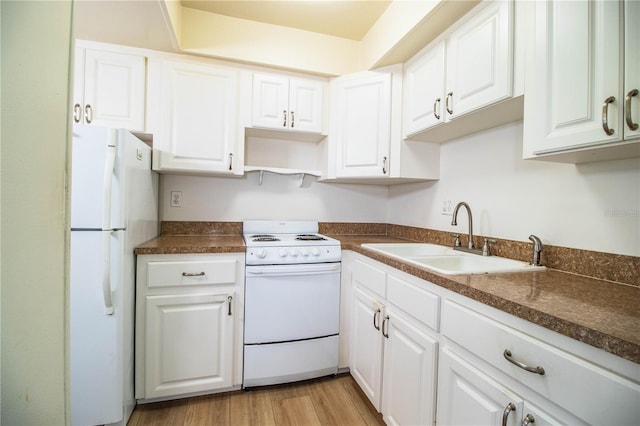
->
244, 262, 341, 344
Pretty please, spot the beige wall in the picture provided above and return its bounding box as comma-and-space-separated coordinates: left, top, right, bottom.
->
1, 1, 72, 424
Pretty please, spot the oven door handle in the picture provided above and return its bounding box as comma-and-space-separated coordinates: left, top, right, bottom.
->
246, 263, 341, 276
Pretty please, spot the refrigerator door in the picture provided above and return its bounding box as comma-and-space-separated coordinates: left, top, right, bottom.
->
70, 125, 124, 230
70, 229, 124, 425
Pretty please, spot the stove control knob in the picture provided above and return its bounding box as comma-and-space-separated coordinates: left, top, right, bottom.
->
256, 249, 267, 259
300, 248, 310, 257
278, 249, 289, 258
290, 249, 300, 257
311, 248, 321, 257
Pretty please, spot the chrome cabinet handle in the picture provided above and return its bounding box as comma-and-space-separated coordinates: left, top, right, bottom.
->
228, 153, 233, 171
84, 104, 93, 124
503, 350, 545, 375
602, 96, 616, 135
521, 414, 535, 426
625, 89, 639, 131
382, 156, 387, 174
502, 403, 516, 426
73, 103, 82, 123
433, 98, 441, 120
382, 315, 390, 338
283, 109, 287, 127
182, 272, 205, 277
290, 111, 295, 128
227, 295, 233, 316
446, 91, 453, 115
373, 307, 381, 330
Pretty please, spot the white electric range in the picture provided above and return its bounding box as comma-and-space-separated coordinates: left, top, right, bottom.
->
242, 220, 341, 387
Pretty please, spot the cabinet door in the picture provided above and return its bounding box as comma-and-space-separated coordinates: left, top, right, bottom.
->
437, 347, 524, 426
381, 307, 438, 426
524, 0, 621, 155
145, 292, 234, 399
335, 72, 391, 177
446, 0, 512, 119
288, 78, 324, 133
251, 73, 290, 130
81, 49, 146, 131
350, 284, 385, 410
157, 60, 239, 174
625, 0, 640, 140
403, 41, 446, 137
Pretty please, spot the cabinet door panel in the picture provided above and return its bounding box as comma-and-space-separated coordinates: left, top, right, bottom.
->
145, 293, 233, 398
625, 0, 640, 140
158, 61, 238, 174
382, 308, 438, 426
350, 284, 384, 410
437, 347, 523, 426
289, 78, 323, 133
251, 73, 289, 130
446, 0, 512, 119
336, 73, 391, 177
525, 0, 621, 155
404, 41, 446, 136
83, 49, 145, 131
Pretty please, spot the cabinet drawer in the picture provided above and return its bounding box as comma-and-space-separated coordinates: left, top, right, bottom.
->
352, 258, 386, 297
387, 274, 439, 331
147, 259, 238, 288
441, 300, 640, 425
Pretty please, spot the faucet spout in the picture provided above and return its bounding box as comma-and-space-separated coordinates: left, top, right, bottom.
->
528, 234, 543, 266
451, 202, 474, 249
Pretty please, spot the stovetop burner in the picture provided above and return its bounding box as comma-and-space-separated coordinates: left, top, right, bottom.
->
252, 237, 280, 242
295, 235, 327, 241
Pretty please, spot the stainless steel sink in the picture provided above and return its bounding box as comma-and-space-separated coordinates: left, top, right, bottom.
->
362, 243, 543, 275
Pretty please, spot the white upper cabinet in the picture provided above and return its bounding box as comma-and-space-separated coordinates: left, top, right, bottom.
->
251, 73, 324, 134
523, 0, 640, 163
403, 0, 515, 142
327, 66, 440, 184
334, 71, 392, 178
152, 59, 241, 175
403, 41, 446, 136
73, 45, 146, 131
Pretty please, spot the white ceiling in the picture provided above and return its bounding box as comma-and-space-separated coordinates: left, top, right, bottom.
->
180, 0, 392, 41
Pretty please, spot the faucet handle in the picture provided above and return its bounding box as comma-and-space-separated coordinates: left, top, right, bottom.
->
451, 233, 461, 247
482, 238, 497, 256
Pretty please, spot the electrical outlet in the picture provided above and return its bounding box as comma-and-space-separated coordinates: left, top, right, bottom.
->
441, 199, 452, 215
170, 191, 182, 207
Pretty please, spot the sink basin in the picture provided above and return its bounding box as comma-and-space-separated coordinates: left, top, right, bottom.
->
362, 243, 455, 257
362, 243, 543, 275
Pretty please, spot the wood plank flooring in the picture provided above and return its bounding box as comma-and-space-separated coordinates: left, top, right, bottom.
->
128, 374, 385, 426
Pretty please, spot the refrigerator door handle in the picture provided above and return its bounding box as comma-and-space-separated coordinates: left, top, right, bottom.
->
102, 231, 115, 315
101, 143, 117, 230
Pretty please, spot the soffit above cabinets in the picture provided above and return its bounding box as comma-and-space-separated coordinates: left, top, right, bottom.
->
181, 0, 392, 41
74, 0, 480, 76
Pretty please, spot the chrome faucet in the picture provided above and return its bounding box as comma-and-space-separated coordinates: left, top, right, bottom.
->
451, 201, 474, 249
528, 234, 543, 266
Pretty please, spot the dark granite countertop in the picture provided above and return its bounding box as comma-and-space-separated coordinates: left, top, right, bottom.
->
135, 233, 640, 364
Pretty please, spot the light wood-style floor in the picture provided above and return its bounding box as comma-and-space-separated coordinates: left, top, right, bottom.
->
127, 374, 385, 426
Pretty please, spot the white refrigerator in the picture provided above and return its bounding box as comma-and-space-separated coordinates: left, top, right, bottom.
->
70, 125, 158, 425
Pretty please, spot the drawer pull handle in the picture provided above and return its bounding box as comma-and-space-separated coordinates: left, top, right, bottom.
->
503, 350, 545, 375
227, 295, 232, 316
373, 307, 381, 330
522, 414, 535, 426
182, 272, 205, 277
502, 403, 516, 426
382, 315, 390, 338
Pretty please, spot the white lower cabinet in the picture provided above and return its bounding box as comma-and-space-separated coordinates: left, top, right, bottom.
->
135, 254, 245, 401
346, 252, 639, 426
349, 254, 439, 425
